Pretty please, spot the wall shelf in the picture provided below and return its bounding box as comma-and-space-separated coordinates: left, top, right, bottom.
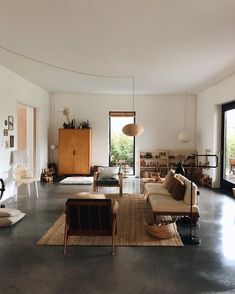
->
139, 149, 197, 178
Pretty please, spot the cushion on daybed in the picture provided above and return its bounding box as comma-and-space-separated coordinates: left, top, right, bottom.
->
175, 174, 198, 205
162, 169, 175, 189
144, 183, 171, 198
170, 177, 185, 201
166, 174, 176, 193
183, 181, 198, 206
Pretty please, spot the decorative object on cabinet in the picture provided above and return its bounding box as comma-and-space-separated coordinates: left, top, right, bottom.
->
62, 107, 76, 129
58, 128, 91, 175
79, 120, 91, 129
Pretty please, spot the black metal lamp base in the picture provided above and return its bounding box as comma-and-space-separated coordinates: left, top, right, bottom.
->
180, 234, 201, 245
177, 216, 192, 224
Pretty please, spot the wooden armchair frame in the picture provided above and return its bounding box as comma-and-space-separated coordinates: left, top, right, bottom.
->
64, 198, 118, 255
93, 171, 123, 196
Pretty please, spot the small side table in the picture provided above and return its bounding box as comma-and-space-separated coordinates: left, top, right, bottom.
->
141, 177, 163, 196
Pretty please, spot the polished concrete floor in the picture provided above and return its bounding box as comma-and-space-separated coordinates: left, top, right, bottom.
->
1, 178, 235, 294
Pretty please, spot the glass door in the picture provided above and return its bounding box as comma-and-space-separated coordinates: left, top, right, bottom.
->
221, 101, 235, 194
109, 112, 135, 176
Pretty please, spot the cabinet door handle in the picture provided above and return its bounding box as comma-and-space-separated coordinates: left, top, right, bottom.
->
73, 150, 76, 155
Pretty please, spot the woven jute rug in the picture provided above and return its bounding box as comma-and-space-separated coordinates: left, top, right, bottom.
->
37, 194, 183, 247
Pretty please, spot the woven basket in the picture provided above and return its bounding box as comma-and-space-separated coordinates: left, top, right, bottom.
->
144, 220, 177, 239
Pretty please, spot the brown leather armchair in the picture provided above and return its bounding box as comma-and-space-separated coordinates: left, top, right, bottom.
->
64, 198, 118, 255
93, 167, 123, 196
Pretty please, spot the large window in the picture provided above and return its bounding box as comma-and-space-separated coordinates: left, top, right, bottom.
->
221, 101, 235, 193
109, 112, 135, 176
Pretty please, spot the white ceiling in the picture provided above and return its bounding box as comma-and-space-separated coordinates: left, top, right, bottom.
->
1, 0, 235, 94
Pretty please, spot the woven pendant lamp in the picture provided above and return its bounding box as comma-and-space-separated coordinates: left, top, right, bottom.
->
122, 76, 144, 136
122, 123, 144, 136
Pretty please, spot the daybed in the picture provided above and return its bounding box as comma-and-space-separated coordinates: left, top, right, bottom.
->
144, 170, 200, 222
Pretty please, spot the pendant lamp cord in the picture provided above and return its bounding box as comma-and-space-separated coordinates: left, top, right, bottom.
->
132, 76, 135, 111
0, 45, 132, 79
184, 91, 187, 130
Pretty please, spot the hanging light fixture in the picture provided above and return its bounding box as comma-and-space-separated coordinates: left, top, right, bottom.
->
178, 92, 191, 143
122, 76, 144, 136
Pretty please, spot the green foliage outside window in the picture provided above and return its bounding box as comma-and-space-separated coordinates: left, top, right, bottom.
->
110, 133, 133, 166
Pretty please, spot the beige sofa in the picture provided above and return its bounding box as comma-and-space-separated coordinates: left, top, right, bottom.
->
144, 170, 200, 222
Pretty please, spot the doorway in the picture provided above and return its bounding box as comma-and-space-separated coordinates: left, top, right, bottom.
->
17, 104, 36, 176
221, 101, 235, 194
109, 112, 135, 176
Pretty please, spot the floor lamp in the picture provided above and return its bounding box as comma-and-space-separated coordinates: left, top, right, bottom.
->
177, 154, 218, 245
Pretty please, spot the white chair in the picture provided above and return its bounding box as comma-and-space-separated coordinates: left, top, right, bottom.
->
13, 165, 39, 202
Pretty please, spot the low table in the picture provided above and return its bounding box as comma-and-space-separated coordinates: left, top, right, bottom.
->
141, 177, 164, 196
142, 177, 163, 184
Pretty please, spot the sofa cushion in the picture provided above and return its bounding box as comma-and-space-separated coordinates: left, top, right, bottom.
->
149, 194, 199, 214
183, 180, 198, 206
0, 208, 21, 218
144, 183, 171, 199
96, 178, 119, 186
0, 212, 25, 227
175, 174, 198, 206
163, 169, 175, 189
98, 167, 119, 179
171, 177, 185, 201
167, 175, 177, 193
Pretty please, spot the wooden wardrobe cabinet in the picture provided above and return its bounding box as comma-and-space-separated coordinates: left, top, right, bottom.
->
58, 129, 91, 175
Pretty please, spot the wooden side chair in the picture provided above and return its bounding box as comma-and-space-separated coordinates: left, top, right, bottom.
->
13, 165, 39, 202
93, 167, 123, 196
11, 150, 39, 202
64, 198, 118, 256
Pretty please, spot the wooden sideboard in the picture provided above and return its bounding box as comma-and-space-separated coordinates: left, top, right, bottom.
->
58, 128, 91, 175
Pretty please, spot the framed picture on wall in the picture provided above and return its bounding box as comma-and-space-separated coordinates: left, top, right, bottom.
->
3, 129, 8, 136
8, 115, 14, 131
10, 135, 14, 148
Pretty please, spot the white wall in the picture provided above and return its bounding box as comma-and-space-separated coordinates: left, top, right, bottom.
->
197, 73, 235, 188
0, 64, 50, 201
51, 92, 196, 175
